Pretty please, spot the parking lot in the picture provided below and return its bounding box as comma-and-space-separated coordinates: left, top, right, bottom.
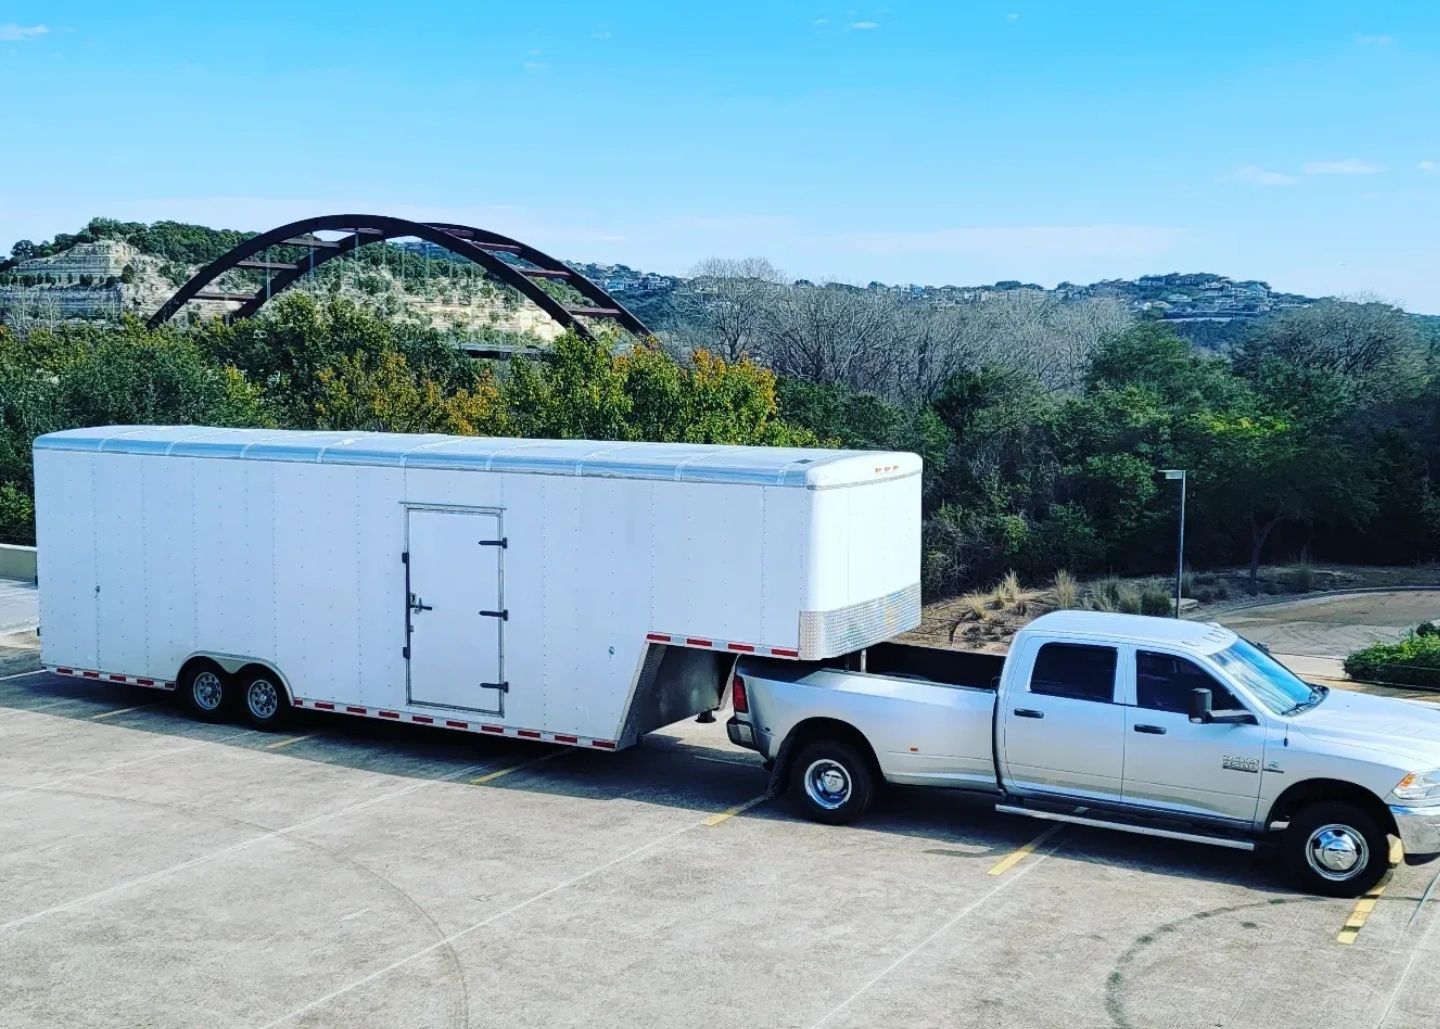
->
2, 666, 1439, 1029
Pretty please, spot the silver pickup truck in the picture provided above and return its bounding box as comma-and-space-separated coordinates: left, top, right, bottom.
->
727, 610, 1440, 897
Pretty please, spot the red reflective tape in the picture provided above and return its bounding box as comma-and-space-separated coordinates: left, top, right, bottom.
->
136, 678, 155, 686
82, 671, 100, 679
770, 647, 799, 658
109, 674, 127, 682
726, 642, 755, 652
292, 699, 305, 707
346, 706, 367, 715
592, 739, 617, 750
646, 633, 671, 643
315, 702, 335, 711
517, 729, 541, 739
411, 715, 434, 724
686, 638, 713, 648
446, 720, 469, 729
57, 667, 73, 675
378, 710, 399, 720
480, 724, 503, 734
555, 734, 578, 744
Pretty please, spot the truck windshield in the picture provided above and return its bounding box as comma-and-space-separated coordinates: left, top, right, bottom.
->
1210, 639, 1322, 715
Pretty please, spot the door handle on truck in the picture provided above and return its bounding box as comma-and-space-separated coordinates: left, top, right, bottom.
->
1013, 708, 1045, 719
1133, 724, 1167, 735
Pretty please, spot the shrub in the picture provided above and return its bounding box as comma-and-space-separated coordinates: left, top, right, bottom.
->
1285, 553, 1316, 593
1418, 622, 1440, 638
1344, 632, 1440, 689
997, 570, 1023, 608
1053, 569, 1079, 609
1140, 586, 1173, 617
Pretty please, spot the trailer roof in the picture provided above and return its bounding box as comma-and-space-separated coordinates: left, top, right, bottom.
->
36, 426, 921, 489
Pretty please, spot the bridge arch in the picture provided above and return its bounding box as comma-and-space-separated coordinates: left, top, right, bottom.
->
145, 213, 651, 341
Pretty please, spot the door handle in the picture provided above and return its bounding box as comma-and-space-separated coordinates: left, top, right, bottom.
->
408, 594, 433, 614
1133, 724, 1167, 735
1013, 708, 1045, 719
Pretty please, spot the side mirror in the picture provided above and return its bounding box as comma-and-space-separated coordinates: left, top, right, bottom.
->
1189, 687, 1213, 724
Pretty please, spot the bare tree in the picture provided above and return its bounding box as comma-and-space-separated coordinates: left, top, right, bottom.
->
1238, 297, 1421, 384
759, 282, 900, 390
671, 257, 786, 362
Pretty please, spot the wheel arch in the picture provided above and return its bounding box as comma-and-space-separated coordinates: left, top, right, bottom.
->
768, 716, 882, 798
1266, 777, 1397, 837
177, 652, 295, 703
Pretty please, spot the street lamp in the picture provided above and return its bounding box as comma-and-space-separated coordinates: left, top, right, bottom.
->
1160, 469, 1187, 618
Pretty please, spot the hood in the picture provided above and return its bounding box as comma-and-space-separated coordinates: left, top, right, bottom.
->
1295, 689, 1440, 766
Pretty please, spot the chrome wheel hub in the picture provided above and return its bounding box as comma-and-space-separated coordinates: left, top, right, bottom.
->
192, 671, 224, 712
804, 759, 852, 810
1306, 824, 1368, 881
247, 679, 279, 720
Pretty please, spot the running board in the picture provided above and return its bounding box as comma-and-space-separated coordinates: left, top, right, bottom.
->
995, 804, 1257, 851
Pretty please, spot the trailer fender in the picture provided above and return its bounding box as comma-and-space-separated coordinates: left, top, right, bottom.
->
178, 652, 295, 703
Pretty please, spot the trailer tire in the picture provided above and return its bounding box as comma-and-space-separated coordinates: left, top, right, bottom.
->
238, 666, 290, 731
1283, 800, 1391, 898
179, 662, 230, 723
788, 740, 875, 825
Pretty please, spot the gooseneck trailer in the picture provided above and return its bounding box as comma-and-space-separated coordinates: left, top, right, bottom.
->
33, 426, 921, 749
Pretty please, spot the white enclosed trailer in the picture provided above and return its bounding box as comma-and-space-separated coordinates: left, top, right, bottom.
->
33, 426, 921, 749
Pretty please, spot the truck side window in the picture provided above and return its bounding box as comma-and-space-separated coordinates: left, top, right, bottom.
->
1136, 651, 1243, 713
1029, 643, 1117, 703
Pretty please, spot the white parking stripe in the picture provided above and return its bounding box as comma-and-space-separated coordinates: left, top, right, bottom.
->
809, 836, 1062, 1027
258, 813, 708, 1028
0, 756, 494, 931
0, 729, 257, 802
0, 669, 46, 682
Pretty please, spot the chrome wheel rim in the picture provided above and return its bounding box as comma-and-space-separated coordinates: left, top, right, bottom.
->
192, 671, 224, 712
804, 759, 852, 810
1306, 823, 1369, 881
247, 679, 279, 720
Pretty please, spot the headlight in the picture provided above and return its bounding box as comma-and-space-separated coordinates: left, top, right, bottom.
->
1393, 769, 1440, 802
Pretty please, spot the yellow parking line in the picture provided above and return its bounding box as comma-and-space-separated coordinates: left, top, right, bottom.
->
703, 795, 767, 826
1336, 842, 1402, 945
988, 823, 1065, 876
264, 732, 321, 751
470, 749, 565, 785
90, 704, 155, 721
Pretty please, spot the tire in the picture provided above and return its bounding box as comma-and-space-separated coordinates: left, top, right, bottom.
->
1283, 800, 1391, 897
180, 663, 230, 723
239, 668, 289, 731
787, 740, 876, 825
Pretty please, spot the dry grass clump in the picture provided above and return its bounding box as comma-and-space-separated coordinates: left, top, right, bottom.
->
1052, 569, 1079, 609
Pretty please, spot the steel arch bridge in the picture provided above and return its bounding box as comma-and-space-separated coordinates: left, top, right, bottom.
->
145, 213, 652, 342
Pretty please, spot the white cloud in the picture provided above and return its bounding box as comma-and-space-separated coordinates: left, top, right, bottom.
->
527, 48, 542, 56
812, 17, 829, 25
0, 23, 48, 42
592, 26, 612, 39
1221, 164, 1298, 187
849, 21, 879, 30
1303, 159, 1385, 175
1356, 34, 1394, 45
1419, 160, 1436, 173
522, 61, 549, 71
1007, 12, 1020, 21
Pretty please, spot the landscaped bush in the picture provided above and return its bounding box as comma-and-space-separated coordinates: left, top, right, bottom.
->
1344, 632, 1440, 689
1140, 586, 1173, 616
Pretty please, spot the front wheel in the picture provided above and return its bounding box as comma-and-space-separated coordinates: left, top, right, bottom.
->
787, 740, 876, 825
1282, 801, 1391, 897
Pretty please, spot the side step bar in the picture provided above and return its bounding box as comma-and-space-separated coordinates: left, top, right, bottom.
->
995, 804, 1257, 851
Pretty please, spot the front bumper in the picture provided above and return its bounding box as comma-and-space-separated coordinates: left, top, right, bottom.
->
1390, 803, 1440, 863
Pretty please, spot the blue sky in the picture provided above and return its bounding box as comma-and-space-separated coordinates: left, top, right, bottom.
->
2, 2, 1437, 310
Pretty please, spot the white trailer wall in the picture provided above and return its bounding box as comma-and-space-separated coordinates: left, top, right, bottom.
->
35, 427, 921, 747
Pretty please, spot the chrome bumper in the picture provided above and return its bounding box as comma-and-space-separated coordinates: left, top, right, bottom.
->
1390, 804, 1440, 863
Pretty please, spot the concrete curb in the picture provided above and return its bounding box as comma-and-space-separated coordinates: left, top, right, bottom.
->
1186, 584, 1440, 620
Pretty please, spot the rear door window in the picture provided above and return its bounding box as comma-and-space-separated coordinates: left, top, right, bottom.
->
1028, 643, 1118, 703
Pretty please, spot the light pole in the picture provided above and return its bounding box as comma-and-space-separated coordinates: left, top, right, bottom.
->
1161, 469, 1187, 618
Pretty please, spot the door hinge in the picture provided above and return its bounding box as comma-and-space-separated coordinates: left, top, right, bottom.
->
481, 681, 510, 693
402, 646, 410, 659
479, 609, 509, 621
479, 538, 508, 549
401, 551, 409, 564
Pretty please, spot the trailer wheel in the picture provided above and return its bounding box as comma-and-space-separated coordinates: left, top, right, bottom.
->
1282, 800, 1391, 898
239, 667, 290, 731
180, 662, 229, 723
788, 740, 875, 826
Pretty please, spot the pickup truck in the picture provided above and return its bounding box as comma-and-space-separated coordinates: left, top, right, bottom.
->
726, 610, 1440, 897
